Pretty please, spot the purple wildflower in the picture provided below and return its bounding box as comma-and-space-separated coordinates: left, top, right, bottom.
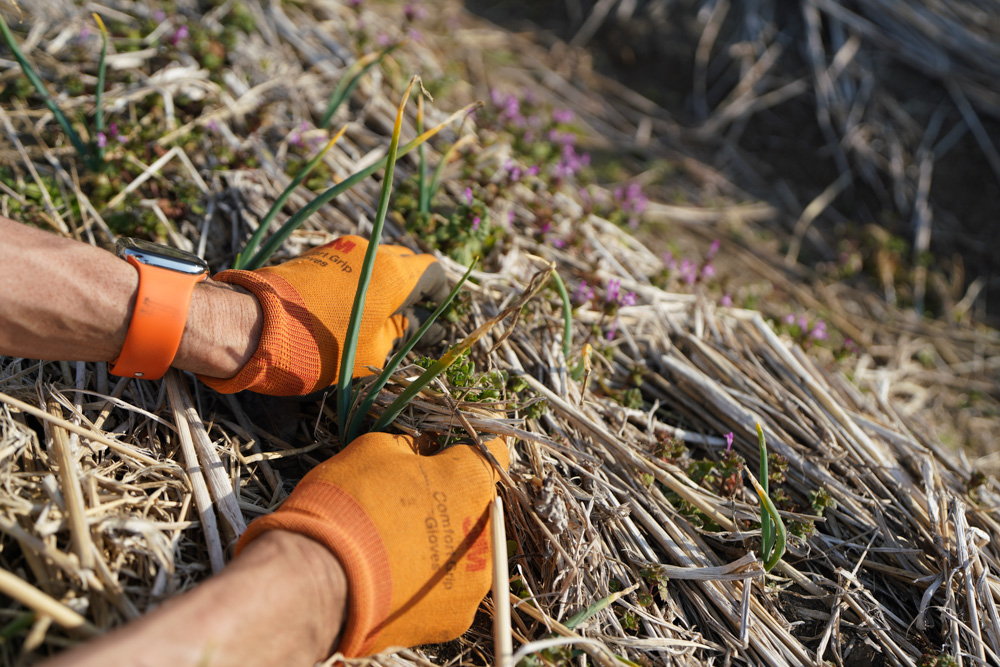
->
707, 239, 720, 259
553, 144, 590, 181
701, 263, 716, 280
154, 9, 166, 22
797, 314, 808, 330
606, 318, 619, 341
527, 165, 540, 176
720, 293, 733, 307
552, 238, 566, 248
622, 292, 637, 307
207, 119, 220, 132
663, 251, 676, 270
465, 187, 473, 205
679, 259, 697, 285
507, 210, 515, 226
725, 432, 734, 453
170, 25, 189, 45
552, 108, 574, 124
810, 320, 828, 341
96, 132, 107, 149
576, 280, 595, 303
471, 216, 481, 231
79, 25, 91, 41
783, 314, 796, 325
403, 2, 427, 21
606, 279, 621, 304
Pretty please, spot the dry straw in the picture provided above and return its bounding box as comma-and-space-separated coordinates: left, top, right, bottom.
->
1, 1, 998, 666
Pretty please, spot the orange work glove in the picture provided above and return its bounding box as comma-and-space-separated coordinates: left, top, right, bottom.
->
198, 235, 446, 395
235, 432, 510, 657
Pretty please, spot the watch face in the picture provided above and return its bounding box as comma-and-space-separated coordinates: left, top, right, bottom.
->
116, 237, 210, 276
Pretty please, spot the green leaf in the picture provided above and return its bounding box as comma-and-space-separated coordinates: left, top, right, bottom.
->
371, 263, 554, 433
93, 13, 108, 166
748, 424, 786, 572
756, 422, 773, 562
337, 76, 419, 443
241, 101, 481, 271
427, 133, 476, 204
550, 269, 573, 360
345, 259, 477, 442
234, 126, 346, 269
564, 583, 637, 631
0, 11, 94, 170
320, 43, 402, 129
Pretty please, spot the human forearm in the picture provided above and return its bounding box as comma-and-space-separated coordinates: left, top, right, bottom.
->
0, 217, 261, 378
41, 531, 347, 667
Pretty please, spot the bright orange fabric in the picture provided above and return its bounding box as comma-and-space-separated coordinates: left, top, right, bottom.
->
235, 432, 510, 657
198, 236, 441, 395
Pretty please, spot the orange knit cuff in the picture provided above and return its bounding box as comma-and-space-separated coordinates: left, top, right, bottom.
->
196, 270, 323, 396
235, 481, 393, 657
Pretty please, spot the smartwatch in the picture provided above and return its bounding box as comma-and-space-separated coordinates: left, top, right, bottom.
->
109, 238, 210, 380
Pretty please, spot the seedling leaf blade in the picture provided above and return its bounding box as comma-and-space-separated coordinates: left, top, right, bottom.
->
345, 259, 477, 442
336, 76, 418, 444
234, 125, 347, 269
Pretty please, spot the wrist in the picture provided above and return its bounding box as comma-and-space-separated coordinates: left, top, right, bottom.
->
171, 280, 263, 378
237, 531, 348, 657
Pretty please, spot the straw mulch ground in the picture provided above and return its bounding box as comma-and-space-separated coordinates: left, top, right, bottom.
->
1, 1, 999, 666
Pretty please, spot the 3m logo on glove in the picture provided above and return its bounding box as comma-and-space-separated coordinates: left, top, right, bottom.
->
328, 237, 357, 253
462, 515, 489, 573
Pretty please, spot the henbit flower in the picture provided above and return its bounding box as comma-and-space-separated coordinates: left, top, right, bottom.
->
810, 320, 828, 340
576, 280, 595, 303
170, 25, 189, 45
622, 292, 637, 307
707, 239, 720, 259
783, 314, 795, 325
471, 216, 481, 231
527, 165, 540, 176
464, 187, 473, 205
662, 251, 676, 270
207, 119, 220, 132
701, 263, 716, 280
507, 210, 515, 226
154, 9, 166, 22
552, 108, 574, 124
679, 258, 697, 285
797, 314, 808, 330
403, 2, 427, 21
725, 432, 734, 453
605, 279, 621, 304
720, 293, 733, 307
96, 132, 107, 149
606, 317, 619, 341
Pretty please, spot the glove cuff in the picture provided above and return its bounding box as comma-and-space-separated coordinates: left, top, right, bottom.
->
196, 270, 323, 395
235, 480, 393, 657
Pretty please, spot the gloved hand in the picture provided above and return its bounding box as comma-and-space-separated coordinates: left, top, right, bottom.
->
198, 235, 447, 396
235, 432, 510, 657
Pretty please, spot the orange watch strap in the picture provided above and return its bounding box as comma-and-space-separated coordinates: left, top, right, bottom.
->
109, 257, 207, 380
